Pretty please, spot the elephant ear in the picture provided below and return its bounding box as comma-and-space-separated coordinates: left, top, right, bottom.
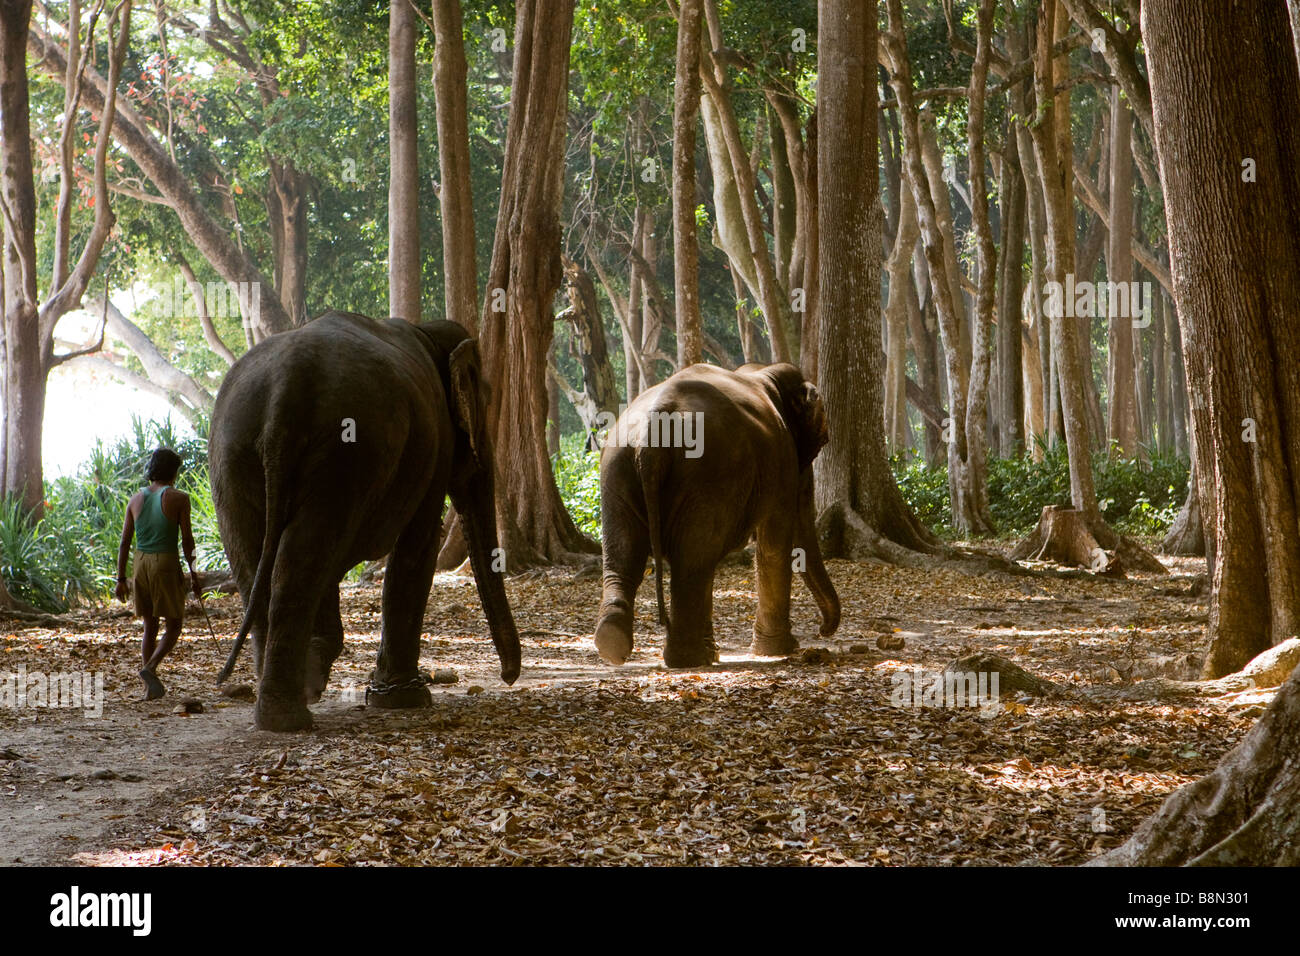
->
791, 380, 829, 471
448, 338, 489, 467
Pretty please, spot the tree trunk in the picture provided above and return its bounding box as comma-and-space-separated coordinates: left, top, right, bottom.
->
1, 0, 43, 515
672, 0, 703, 367
268, 159, 309, 326
477, 0, 596, 567
1105, 85, 1138, 456
883, 0, 992, 536
555, 256, 620, 440
432, 0, 479, 333
962, 0, 998, 533
883, 165, 919, 454
1143, 0, 1300, 681
816, 0, 938, 561
388, 0, 421, 322
996, 117, 1026, 458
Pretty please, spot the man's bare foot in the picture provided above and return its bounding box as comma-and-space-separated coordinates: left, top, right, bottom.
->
139, 668, 165, 701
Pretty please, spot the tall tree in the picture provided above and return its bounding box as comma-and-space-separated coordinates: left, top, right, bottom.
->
815, 0, 936, 562
883, 0, 992, 535
432, 0, 478, 333
388, 0, 421, 321
478, 0, 596, 566
1105, 84, 1138, 456
671, 0, 703, 367
1, 0, 132, 516
1096, 0, 1300, 865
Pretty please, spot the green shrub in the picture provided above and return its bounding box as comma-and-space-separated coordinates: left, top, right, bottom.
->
553, 432, 602, 540
893, 441, 1189, 539
1, 415, 222, 612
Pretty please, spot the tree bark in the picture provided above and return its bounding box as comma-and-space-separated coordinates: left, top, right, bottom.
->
816, 0, 938, 561
672, 0, 703, 367
1143, 0, 1300, 680
432, 0, 479, 333
883, 0, 992, 535
478, 0, 596, 567
1105, 85, 1138, 456
388, 0, 421, 322
996, 114, 1026, 458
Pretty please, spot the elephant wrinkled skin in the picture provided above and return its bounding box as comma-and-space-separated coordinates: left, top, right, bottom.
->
209, 311, 520, 731
594, 362, 841, 668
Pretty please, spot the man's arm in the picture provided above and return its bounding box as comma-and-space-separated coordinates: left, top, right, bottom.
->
179, 494, 201, 597
116, 497, 136, 601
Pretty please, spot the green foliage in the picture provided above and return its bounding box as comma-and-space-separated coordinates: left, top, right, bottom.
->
0, 417, 223, 612
553, 433, 602, 540
893, 444, 1189, 539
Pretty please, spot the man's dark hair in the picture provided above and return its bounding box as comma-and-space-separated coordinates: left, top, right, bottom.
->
146, 448, 182, 483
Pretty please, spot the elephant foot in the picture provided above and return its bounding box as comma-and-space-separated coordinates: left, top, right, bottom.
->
367, 676, 433, 710
663, 640, 719, 669
750, 630, 798, 657
594, 616, 633, 665
255, 694, 313, 733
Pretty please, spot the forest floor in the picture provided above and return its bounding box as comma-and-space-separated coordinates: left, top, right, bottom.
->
0, 542, 1268, 866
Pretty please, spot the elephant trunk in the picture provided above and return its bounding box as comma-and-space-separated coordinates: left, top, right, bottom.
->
454, 481, 522, 684
797, 470, 841, 637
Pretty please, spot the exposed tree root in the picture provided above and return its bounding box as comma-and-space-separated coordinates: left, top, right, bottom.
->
818, 503, 1027, 577
1161, 483, 1205, 556
1089, 662, 1300, 866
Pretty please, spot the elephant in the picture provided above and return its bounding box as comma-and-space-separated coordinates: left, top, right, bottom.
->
209, 310, 520, 732
593, 362, 841, 668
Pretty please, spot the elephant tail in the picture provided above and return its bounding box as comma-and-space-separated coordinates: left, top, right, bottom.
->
216, 464, 286, 685
635, 446, 669, 634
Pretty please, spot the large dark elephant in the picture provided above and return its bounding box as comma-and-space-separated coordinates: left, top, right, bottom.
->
594, 362, 840, 668
209, 310, 520, 732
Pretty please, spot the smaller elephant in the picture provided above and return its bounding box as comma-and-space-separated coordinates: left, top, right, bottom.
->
594, 362, 841, 667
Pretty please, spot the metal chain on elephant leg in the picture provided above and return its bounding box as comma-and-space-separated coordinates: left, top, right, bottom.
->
365, 673, 434, 703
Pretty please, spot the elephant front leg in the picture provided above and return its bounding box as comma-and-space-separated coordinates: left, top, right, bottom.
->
369, 518, 439, 710
751, 521, 797, 657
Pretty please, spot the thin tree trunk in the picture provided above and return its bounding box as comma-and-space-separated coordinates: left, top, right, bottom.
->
963, 0, 998, 532
672, 0, 703, 367
884, 0, 991, 535
997, 115, 1026, 457
388, 0, 420, 322
432, 0, 479, 333
1105, 85, 1138, 456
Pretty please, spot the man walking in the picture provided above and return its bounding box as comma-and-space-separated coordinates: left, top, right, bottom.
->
115, 448, 201, 700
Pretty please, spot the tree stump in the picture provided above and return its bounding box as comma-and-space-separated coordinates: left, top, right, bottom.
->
1010, 506, 1117, 573
1011, 505, 1167, 576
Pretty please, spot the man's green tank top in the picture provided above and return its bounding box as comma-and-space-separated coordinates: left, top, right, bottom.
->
136, 488, 179, 554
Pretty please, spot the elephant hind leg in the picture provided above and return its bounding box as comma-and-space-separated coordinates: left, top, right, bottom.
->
305, 587, 345, 704
594, 509, 651, 666
751, 517, 797, 657
663, 555, 719, 669
369, 494, 441, 711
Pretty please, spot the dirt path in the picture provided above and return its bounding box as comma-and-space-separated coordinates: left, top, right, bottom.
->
1, 551, 1265, 866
